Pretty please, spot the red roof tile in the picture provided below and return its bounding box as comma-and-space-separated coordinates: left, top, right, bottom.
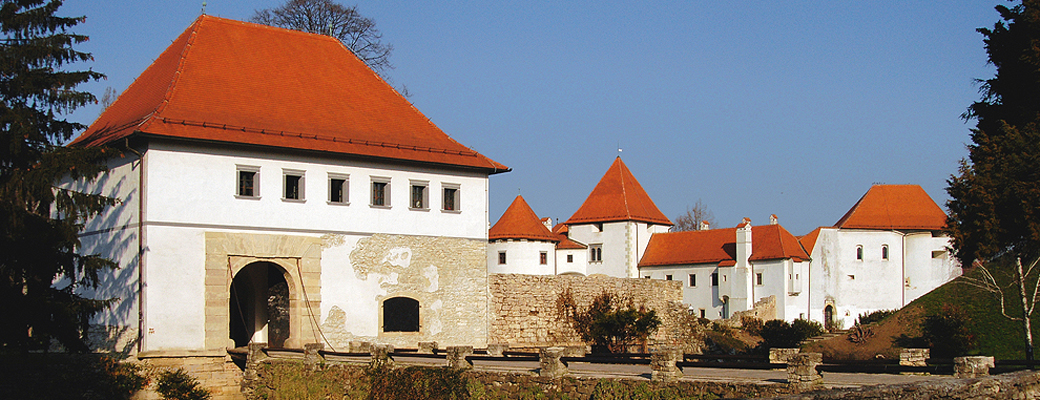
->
834, 185, 946, 230
489, 195, 559, 242
70, 16, 507, 173
639, 224, 809, 267
564, 157, 672, 226
798, 227, 825, 255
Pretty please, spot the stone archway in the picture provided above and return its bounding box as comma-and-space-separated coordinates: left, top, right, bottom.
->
229, 262, 291, 348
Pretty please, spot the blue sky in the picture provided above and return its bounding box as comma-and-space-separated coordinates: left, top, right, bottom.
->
61, 1, 999, 235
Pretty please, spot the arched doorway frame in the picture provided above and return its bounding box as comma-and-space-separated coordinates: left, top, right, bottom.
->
204, 232, 322, 351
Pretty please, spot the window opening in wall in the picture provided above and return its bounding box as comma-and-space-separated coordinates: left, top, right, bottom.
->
711, 272, 719, 286
689, 274, 696, 287
237, 166, 260, 198
756, 273, 763, 286
371, 178, 390, 207
442, 184, 460, 211
383, 297, 420, 332
644, 276, 650, 279
539, 251, 548, 265
856, 245, 863, 260
589, 244, 603, 263
498, 251, 506, 265
566, 254, 573, 263
328, 174, 348, 204
699, 309, 706, 318
283, 169, 304, 201
410, 180, 429, 209
882, 245, 889, 260
666, 274, 673, 281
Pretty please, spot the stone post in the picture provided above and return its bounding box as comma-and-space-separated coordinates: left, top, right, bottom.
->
539, 347, 568, 379
350, 341, 373, 354
446, 346, 474, 370
650, 346, 683, 382
954, 356, 994, 378
563, 346, 587, 357
418, 341, 438, 354
899, 348, 929, 367
304, 343, 325, 369
786, 352, 823, 390
241, 342, 267, 393
370, 344, 394, 368
769, 347, 800, 364
487, 343, 509, 357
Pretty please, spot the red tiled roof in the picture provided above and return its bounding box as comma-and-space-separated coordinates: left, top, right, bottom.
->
639, 224, 809, 267
834, 185, 946, 230
549, 223, 586, 249
798, 227, 825, 255
70, 16, 508, 174
564, 157, 672, 226
489, 195, 559, 242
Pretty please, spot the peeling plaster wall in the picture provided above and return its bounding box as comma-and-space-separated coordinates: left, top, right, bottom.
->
319, 234, 489, 349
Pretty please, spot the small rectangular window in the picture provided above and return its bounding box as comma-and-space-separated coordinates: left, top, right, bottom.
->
371, 177, 390, 207
666, 274, 673, 281
699, 309, 706, 318
498, 251, 507, 265
882, 245, 889, 260
283, 169, 305, 201
328, 173, 348, 204
756, 272, 763, 286
410, 180, 429, 210
540, 251, 548, 265
689, 274, 696, 287
711, 273, 719, 286
566, 254, 573, 263
237, 165, 260, 198
442, 184, 460, 212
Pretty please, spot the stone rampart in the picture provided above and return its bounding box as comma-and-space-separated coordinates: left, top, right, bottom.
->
488, 274, 696, 351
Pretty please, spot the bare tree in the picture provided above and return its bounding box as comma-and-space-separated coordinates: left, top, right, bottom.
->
100, 86, 118, 111
670, 199, 716, 232
252, 0, 393, 76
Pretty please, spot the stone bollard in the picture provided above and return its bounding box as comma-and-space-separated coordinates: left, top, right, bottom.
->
370, 344, 394, 368
563, 346, 587, 357
487, 343, 509, 357
954, 356, 994, 378
899, 348, 929, 367
650, 346, 683, 382
769, 348, 800, 364
539, 347, 568, 379
418, 341, 438, 354
786, 352, 823, 390
350, 341, 373, 354
241, 342, 268, 393
446, 346, 474, 370
304, 343, 325, 369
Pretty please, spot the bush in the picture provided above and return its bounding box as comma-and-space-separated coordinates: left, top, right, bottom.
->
741, 316, 764, 336
857, 309, 897, 326
558, 290, 661, 353
702, 331, 750, 355
922, 304, 977, 358
0, 354, 147, 399
760, 319, 824, 349
367, 366, 470, 400
156, 369, 210, 400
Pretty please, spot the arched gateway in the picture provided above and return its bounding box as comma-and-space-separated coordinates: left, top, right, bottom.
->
229, 262, 291, 348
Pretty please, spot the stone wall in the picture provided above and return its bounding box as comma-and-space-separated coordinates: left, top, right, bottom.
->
488, 274, 696, 351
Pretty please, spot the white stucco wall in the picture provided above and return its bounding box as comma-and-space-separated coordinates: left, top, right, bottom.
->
555, 248, 587, 275
640, 264, 725, 319
569, 221, 667, 278
486, 239, 556, 275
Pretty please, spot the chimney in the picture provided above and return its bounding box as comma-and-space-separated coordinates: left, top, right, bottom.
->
542, 217, 553, 230
770, 214, 778, 225
736, 218, 752, 268
699, 220, 710, 231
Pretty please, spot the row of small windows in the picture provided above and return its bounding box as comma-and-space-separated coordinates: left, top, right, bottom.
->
855, 245, 889, 261
498, 251, 552, 265
236, 166, 460, 211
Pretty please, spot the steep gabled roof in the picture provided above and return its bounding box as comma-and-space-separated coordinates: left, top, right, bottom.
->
564, 157, 672, 226
489, 195, 559, 242
552, 224, 588, 250
71, 16, 508, 174
639, 224, 809, 267
798, 227, 825, 255
834, 185, 946, 230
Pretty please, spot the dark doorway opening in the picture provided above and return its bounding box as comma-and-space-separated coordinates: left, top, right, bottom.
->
230, 262, 290, 348
383, 297, 420, 332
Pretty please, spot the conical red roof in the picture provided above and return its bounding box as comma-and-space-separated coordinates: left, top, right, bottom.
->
564, 157, 672, 226
489, 195, 559, 242
70, 16, 507, 174
834, 185, 946, 230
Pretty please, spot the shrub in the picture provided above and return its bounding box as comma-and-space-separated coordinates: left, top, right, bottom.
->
558, 290, 661, 353
921, 304, 977, 358
0, 354, 147, 400
702, 331, 750, 355
856, 309, 897, 326
760, 319, 824, 349
366, 366, 470, 400
741, 316, 764, 336
156, 369, 210, 400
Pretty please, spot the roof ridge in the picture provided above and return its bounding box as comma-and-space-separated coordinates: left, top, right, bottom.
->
618, 157, 631, 218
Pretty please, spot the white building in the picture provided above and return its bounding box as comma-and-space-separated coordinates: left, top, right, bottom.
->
487, 195, 560, 276
799, 185, 962, 329
68, 16, 507, 358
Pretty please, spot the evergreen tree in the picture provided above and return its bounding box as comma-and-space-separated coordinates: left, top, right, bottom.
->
947, 0, 1040, 361
0, 0, 117, 352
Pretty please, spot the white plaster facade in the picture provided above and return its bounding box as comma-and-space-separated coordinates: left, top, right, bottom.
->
567, 221, 670, 278
487, 239, 557, 275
